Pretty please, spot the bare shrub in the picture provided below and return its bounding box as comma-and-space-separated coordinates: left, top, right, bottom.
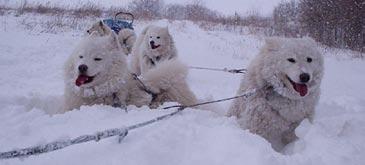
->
185, 0, 220, 23
271, 0, 364, 52
104, 6, 130, 18
21, 3, 67, 16
19, 16, 37, 31
272, 1, 300, 37
3, 0, 276, 38
15, 0, 28, 16
0, 8, 5, 15
300, 0, 364, 52
219, 10, 272, 35
0, 3, 11, 15
128, 0, 164, 20
73, 2, 103, 18
163, 4, 186, 20
242, 11, 272, 28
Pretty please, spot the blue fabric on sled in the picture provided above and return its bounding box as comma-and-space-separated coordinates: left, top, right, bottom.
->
103, 19, 134, 34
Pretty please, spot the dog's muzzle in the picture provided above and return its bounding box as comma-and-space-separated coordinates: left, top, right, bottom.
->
75, 74, 94, 87
76, 64, 95, 86
286, 75, 308, 97
150, 41, 160, 49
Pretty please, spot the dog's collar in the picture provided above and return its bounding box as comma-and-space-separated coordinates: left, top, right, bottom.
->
144, 55, 161, 66
131, 73, 158, 101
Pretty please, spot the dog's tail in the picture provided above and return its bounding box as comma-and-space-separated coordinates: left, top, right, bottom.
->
133, 25, 150, 47
130, 25, 152, 74
142, 59, 198, 107
118, 28, 136, 54
140, 25, 151, 36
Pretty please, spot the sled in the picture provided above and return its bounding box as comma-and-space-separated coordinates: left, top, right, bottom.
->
102, 12, 134, 34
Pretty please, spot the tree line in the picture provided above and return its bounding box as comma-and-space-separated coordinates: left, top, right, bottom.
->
273, 0, 364, 52
2, 0, 363, 52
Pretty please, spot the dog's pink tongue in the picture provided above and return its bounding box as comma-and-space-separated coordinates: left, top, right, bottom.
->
293, 83, 308, 96
75, 75, 89, 87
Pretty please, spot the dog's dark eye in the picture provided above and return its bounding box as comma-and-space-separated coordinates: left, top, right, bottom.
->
150, 36, 152, 38
94, 58, 102, 61
287, 58, 296, 63
156, 36, 160, 39
79, 56, 83, 59
307, 57, 312, 63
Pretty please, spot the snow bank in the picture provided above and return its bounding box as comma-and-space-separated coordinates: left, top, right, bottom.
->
0, 14, 364, 165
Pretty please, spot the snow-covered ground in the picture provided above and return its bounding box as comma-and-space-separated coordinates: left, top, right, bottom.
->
0, 14, 364, 165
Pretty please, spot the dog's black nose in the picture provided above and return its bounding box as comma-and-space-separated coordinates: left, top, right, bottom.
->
87, 30, 90, 34
78, 64, 88, 73
299, 73, 310, 83
150, 40, 155, 45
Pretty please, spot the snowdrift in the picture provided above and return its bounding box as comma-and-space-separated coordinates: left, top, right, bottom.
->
0, 15, 364, 165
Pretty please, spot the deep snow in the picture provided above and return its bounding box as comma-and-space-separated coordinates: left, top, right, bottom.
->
0, 14, 364, 165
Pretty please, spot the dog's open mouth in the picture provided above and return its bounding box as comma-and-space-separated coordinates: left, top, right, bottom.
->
75, 74, 94, 86
150, 43, 160, 49
286, 75, 308, 97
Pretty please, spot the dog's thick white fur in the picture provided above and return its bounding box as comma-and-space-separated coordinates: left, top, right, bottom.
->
64, 32, 151, 111
64, 32, 196, 111
86, 20, 136, 55
142, 59, 198, 108
130, 25, 177, 75
227, 37, 324, 151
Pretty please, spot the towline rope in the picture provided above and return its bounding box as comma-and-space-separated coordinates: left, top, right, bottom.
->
189, 66, 247, 74
0, 90, 256, 160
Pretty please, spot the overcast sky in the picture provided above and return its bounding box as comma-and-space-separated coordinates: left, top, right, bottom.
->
1, 0, 284, 16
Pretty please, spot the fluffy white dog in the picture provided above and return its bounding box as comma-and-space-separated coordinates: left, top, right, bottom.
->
86, 20, 136, 55
130, 25, 177, 75
64, 32, 196, 111
228, 37, 324, 151
64, 32, 152, 111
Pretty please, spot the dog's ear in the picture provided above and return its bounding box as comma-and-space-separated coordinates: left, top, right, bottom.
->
107, 32, 121, 50
140, 25, 151, 36
164, 26, 169, 32
264, 37, 282, 52
302, 37, 317, 46
98, 20, 104, 27
89, 31, 100, 38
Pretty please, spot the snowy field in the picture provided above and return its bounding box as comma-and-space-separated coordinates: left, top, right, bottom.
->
0, 14, 365, 165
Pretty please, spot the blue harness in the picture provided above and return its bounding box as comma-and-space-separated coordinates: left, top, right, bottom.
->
102, 19, 134, 34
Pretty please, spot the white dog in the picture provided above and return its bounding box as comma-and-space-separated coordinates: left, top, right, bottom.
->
64, 32, 152, 111
130, 25, 177, 75
228, 37, 324, 151
64, 32, 196, 111
86, 20, 136, 55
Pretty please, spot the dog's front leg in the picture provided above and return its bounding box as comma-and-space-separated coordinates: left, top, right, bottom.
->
114, 87, 129, 111
141, 55, 155, 74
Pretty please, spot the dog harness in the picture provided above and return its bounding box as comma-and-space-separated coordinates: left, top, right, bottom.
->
131, 73, 158, 102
